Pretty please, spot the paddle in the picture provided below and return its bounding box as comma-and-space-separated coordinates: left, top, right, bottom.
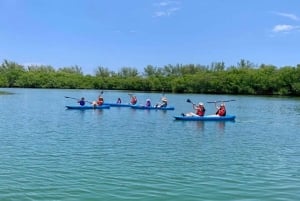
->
99, 90, 104, 97
186, 98, 195, 105
207, 100, 236, 103
64, 96, 93, 104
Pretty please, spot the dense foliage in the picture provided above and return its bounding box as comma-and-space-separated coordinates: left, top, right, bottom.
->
1, 59, 300, 96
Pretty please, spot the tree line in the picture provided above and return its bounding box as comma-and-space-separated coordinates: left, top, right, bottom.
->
1, 59, 300, 96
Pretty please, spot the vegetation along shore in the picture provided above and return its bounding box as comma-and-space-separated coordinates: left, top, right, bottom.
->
1, 59, 300, 96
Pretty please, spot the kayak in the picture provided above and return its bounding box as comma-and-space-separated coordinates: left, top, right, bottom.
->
131, 105, 175, 110
174, 114, 236, 121
65, 105, 110, 110
103, 103, 133, 107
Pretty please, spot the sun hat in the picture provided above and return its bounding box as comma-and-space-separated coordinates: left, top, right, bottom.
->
162, 97, 168, 102
198, 102, 204, 106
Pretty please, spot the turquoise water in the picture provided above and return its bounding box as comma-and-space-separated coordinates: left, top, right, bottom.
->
0, 88, 299, 201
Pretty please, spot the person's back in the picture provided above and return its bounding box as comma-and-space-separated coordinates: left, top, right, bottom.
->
78, 97, 85, 106
130, 96, 137, 105
145, 99, 151, 107
117, 98, 122, 104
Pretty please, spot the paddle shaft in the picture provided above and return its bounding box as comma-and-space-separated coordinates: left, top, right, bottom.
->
65, 96, 93, 104
207, 100, 236, 103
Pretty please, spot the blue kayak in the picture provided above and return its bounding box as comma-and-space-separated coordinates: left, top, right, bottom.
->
131, 105, 175, 110
174, 114, 235, 121
65, 105, 110, 110
103, 103, 133, 107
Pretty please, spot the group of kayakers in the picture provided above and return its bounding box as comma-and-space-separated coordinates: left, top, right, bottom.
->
182, 101, 226, 117
77, 94, 168, 108
76, 94, 228, 116
127, 95, 168, 108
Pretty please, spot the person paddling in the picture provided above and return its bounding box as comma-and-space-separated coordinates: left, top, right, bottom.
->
182, 102, 206, 116
130, 95, 137, 105
116, 97, 122, 104
92, 96, 104, 106
155, 97, 168, 108
78, 97, 86, 106
215, 102, 226, 116
145, 99, 151, 107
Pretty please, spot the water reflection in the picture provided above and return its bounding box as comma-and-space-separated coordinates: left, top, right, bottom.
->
196, 121, 234, 132
216, 121, 225, 131
196, 121, 204, 130
92, 109, 104, 115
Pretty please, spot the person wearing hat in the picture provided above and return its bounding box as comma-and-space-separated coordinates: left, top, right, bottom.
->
92, 95, 104, 106
155, 96, 168, 108
215, 102, 226, 116
145, 99, 151, 107
182, 102, 206, 116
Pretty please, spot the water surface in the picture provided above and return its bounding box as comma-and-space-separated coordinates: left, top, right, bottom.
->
0, 88, 299, 201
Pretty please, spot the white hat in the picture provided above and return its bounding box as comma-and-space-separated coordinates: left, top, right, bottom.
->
198, 102, 204, 106
162, 97, 168, 102
220, 103, 225, 107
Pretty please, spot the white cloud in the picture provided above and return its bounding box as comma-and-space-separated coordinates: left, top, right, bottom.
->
275, 12, 299, 21
153, 1, 181, 17
272, 24, 300, 33
154, 11, 167, 17
129, 30, 137, 33
155, 1, 180, 7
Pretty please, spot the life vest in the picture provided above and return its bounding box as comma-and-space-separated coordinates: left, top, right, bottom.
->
196, 107, 205, 116
131, 97, 137, 105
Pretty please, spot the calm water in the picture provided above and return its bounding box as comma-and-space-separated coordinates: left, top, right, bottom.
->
0, 88, 299, 201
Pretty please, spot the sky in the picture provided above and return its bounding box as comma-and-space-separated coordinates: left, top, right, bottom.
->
0, 0, 300, 75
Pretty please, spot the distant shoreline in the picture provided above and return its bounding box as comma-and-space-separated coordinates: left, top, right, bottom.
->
0, 91, 14, 95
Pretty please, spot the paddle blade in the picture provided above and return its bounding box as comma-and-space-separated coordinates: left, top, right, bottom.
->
186, 99, 191, 103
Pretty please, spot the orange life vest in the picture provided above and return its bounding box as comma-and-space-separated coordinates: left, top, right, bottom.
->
131, 97, 137, 105
196, 107, 205, 116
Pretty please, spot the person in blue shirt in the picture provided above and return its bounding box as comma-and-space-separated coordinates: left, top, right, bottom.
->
78, 97, 85, 106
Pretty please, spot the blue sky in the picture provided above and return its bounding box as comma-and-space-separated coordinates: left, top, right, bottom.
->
1, 0, 300, 75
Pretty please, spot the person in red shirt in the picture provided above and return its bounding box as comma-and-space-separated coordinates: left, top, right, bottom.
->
182, 102, 206, 116
92, 96, 104, 106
